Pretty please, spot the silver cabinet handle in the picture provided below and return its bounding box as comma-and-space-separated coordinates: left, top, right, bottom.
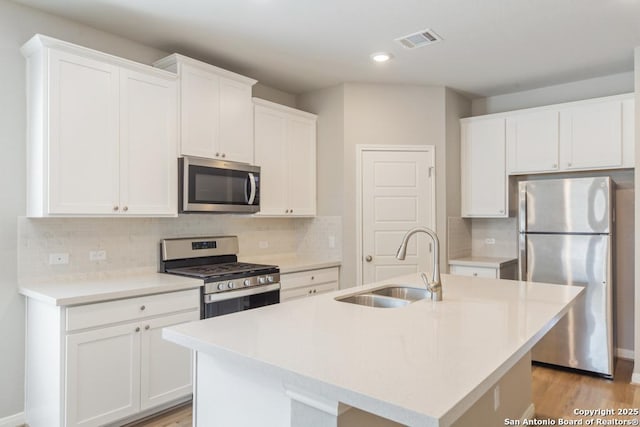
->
365, 255, 373, 262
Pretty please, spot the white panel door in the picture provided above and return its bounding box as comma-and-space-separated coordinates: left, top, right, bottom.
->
119, 69, 177, 215
254, 106, 288, 215
560, 100, 623, 170
361, 149, 434, 285
287, 116, 316, 216
179, 63, 219, 158
218, 77, 254, 164
506, 110, 559, 174
66, 323, 140, 427
140, 310, 198, 411
48, 49, 119, 214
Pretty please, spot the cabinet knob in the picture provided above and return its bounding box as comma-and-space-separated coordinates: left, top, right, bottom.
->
308, 290, 313, 294
221, 153, 226, 158
552, 163, 558, 168
285, 209, 289, 213
123, 206, 128, 212
145, 325, 150, 330
499, 209, 504, 214
290, 209, 293, 214
140, 305, 146, 311
215, 152, 220, 157
473, 273, 478, 277
113, 206, 119, 211
311, 276, 315, 280
135, 327, 140, 332
567, 162, 572, 167
313, 289, 317, 294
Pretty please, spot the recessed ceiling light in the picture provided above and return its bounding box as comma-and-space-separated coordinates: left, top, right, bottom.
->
370, 52, 393, 63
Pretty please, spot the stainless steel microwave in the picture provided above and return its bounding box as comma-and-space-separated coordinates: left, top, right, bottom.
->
179, 156, 260, 213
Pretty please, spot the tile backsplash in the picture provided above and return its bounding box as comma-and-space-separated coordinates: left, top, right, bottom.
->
470, 217, 518, 258
18, 215, 342, 282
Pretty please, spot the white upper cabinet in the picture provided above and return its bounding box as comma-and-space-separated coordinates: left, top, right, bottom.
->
153, 54, 256, 164
461, 117, 507, 218
22, 35, 178, 217
506, 110, 559, 174
254, 98, 317, 217
501, 93, 634, 175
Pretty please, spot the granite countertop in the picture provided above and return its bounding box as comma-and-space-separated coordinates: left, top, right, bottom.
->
19, 271, 203, 306
164, 273, 581, 426
239, 253, 341, 274
448, 256, 517, 268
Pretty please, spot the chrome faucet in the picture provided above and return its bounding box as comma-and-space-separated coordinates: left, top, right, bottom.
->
396, 227, 442, 301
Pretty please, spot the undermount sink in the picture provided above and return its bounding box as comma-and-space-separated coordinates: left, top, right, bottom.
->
335, 285, 428, 308
370, 286, 429, 301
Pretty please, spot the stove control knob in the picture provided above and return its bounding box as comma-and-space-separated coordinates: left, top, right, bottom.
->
227, 281, 235, 289
258, 277, 266, 285
217, 283, 226, 291
244, 279, 251, 287
267, 275, 274, 283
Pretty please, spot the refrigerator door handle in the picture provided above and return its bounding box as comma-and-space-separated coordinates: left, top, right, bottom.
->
518, 181, 527, 281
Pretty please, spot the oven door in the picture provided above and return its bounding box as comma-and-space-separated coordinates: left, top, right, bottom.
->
202, 283, 280, 318
180, 156, 260, 213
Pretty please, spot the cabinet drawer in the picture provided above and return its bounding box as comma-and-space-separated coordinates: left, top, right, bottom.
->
450, 265, 498, 279
66, 289, 199, 332
281, 267, 339, 291
281, 282, 338, 302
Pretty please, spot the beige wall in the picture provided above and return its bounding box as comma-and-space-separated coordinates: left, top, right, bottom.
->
253, 82, 298, 108
471, 71, 634, 116
634, 46, 640, 381
297, 85, 345, 216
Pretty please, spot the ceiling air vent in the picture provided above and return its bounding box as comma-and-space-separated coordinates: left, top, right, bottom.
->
395, 29, 443, 49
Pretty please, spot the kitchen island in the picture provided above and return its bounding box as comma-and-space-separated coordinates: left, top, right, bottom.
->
164, 273, 582, 427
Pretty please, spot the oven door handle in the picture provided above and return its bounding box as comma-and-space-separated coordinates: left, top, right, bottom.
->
204, 283, 280, 303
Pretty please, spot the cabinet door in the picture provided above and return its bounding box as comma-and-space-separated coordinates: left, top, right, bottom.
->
450, 265, 498, 278
560, 100, 623, 170
254, 106, 288, 215
461, 118, 507, 217
622, 98, 635, 168
218, 77, 254, 164
179, 63, 220, 158
140, 310, 198, 411
66, 323, 140, 427
119, 69, 178, 216
48, 49, 119, 214
506, 110, 559, 174
287, 116, 316, 216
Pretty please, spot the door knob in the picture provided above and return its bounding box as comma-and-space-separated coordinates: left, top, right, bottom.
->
365, 255, 372, 262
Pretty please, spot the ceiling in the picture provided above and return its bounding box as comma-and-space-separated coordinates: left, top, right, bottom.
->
12, 0, 640, 97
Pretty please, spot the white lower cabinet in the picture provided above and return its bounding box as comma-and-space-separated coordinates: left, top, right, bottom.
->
25, 289, 199, 427
448, 259, 517, 280
280, 267, 339, 302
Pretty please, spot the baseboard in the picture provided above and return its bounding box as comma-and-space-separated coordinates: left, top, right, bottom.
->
616, 348, 634, 360
521, 403, 535, 422
0, 412, 25, 427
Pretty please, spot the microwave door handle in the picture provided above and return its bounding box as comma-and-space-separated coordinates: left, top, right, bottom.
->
247, 173, 256, 205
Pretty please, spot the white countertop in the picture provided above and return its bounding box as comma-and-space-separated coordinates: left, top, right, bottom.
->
164, 274, 581, 426
19, 271, 203, 306
239, 253, 341, 274
448, 256, 517, 268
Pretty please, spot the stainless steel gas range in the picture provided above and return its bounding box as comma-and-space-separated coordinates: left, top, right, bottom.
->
160, 236, 280, 318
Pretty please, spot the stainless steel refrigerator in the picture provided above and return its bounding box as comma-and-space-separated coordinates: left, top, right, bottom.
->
518, 176, 613, 378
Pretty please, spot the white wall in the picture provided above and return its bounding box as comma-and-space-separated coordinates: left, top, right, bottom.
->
253, 83, 297, 108
471, 72, 634, 116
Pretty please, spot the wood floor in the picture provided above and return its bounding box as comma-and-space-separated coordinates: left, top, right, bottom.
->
130, 359, 639, 426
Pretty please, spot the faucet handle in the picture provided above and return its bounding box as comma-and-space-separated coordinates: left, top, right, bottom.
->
420, 272, 430, 288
